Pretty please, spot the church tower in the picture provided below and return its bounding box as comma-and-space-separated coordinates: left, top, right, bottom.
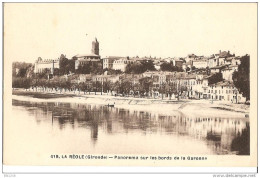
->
91, 38, 99, 55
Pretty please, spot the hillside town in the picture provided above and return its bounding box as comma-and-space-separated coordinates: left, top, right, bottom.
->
12, 38, 250, 104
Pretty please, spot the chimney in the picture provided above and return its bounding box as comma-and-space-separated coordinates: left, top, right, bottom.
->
219, 50, 221, 54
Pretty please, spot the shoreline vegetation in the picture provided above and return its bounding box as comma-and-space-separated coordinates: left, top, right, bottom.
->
12, 88, 249, 118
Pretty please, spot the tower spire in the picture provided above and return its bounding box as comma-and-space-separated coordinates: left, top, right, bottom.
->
91, 37, 99, 55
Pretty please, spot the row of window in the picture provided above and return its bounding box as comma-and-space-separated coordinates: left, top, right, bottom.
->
208, 89, 236, 94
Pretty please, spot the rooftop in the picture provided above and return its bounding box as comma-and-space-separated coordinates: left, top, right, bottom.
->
74, 53, 100, 58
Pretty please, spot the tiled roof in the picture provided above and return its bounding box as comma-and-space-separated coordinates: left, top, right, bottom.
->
74, 54, 100, 58
209, 80, 235, 87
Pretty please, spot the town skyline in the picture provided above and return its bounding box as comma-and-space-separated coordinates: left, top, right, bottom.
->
5, 3, 256, 63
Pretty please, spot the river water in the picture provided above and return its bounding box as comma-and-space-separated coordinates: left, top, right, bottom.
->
10, 99, 250, 156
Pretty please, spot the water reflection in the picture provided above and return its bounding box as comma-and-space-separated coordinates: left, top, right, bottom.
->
12, 99, 250, 155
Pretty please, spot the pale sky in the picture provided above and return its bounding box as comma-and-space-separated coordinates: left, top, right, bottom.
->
4, 3, 257, 63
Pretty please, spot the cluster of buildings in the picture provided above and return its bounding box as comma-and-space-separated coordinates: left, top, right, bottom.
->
33, 38, 247, 103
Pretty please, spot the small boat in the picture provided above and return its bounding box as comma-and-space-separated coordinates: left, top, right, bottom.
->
106, 102, 115, 107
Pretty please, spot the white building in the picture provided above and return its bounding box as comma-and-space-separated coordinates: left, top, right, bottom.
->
193, 59, 208, 69
112, 58, 130, 72
221, 65, 238, 81
205, 81, 246, 103
102, 56, 124, 69
34, 57, 60, 74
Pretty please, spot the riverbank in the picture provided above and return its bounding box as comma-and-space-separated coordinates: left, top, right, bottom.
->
12, 88, 250, 118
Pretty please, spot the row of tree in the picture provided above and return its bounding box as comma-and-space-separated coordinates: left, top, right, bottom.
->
12, 76, 188, 99
160, 62, 183, 72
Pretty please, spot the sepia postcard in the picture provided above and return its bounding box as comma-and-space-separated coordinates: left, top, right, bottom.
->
3, 2, 258, 172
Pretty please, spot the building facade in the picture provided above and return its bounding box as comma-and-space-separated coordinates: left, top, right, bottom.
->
34, 57, 60, 74
112, 58, 130, 72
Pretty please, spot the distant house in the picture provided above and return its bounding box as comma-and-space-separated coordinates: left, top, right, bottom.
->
102, 56, 124, 69
78, 74, 92, 83
206, 81, 246, 103
221, 65, 238, 81
193, 59, 208, 69
182, 61, 193, 72
218, 50, 235, 65
34, 57, 60, 74
210, 65, 228, 73
185, 54, 197, 63
208, 56, 219, 68
174, 60, 184, 68
112, 57, 130, 72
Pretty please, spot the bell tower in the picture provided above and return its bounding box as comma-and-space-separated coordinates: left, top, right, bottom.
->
91, 37, 99, 55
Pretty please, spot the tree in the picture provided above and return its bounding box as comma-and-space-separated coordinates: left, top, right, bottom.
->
79, 82, 88, 94
160, 62, 183, 72
125, 63, 144, 74
111, 81, 120, 95
12, 77, 31, 89
208, 73, 223, 85
103, 81, 112, 93
17, 68, 27, 78
166, 82, 177, 100
232, 55, 250, 100
76, 63, 91, 74
12, 62, 32, 77
120, 79, 132, 96
141, 60, 156, 71
139, 77, 153, 97
106, 69, 122, 75
59, 54, 75, 75
125, 60, 156, 74
90, 63, 103, 75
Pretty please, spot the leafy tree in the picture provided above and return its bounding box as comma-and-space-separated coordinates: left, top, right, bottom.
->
141, 60, 156, 71
119, 79, 132, 96
125, 60, 156, 74
208, 73, 223, 85
59, 54, 75, 75
232, 55, 250, 100
76, 62, 103, 75
76, 64, 91, 74
90, 63, 103, 75
106, 69, 123, 75
12, 77, 31, 89
160, 62, 183, 72
103, 81, 112, 93
111, 81, 120, 95
165, 82, 177, 100
139, 77, 153, 97
125, 63, 143, 74
79, 82, 88, 94
12, 62, 32, 77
